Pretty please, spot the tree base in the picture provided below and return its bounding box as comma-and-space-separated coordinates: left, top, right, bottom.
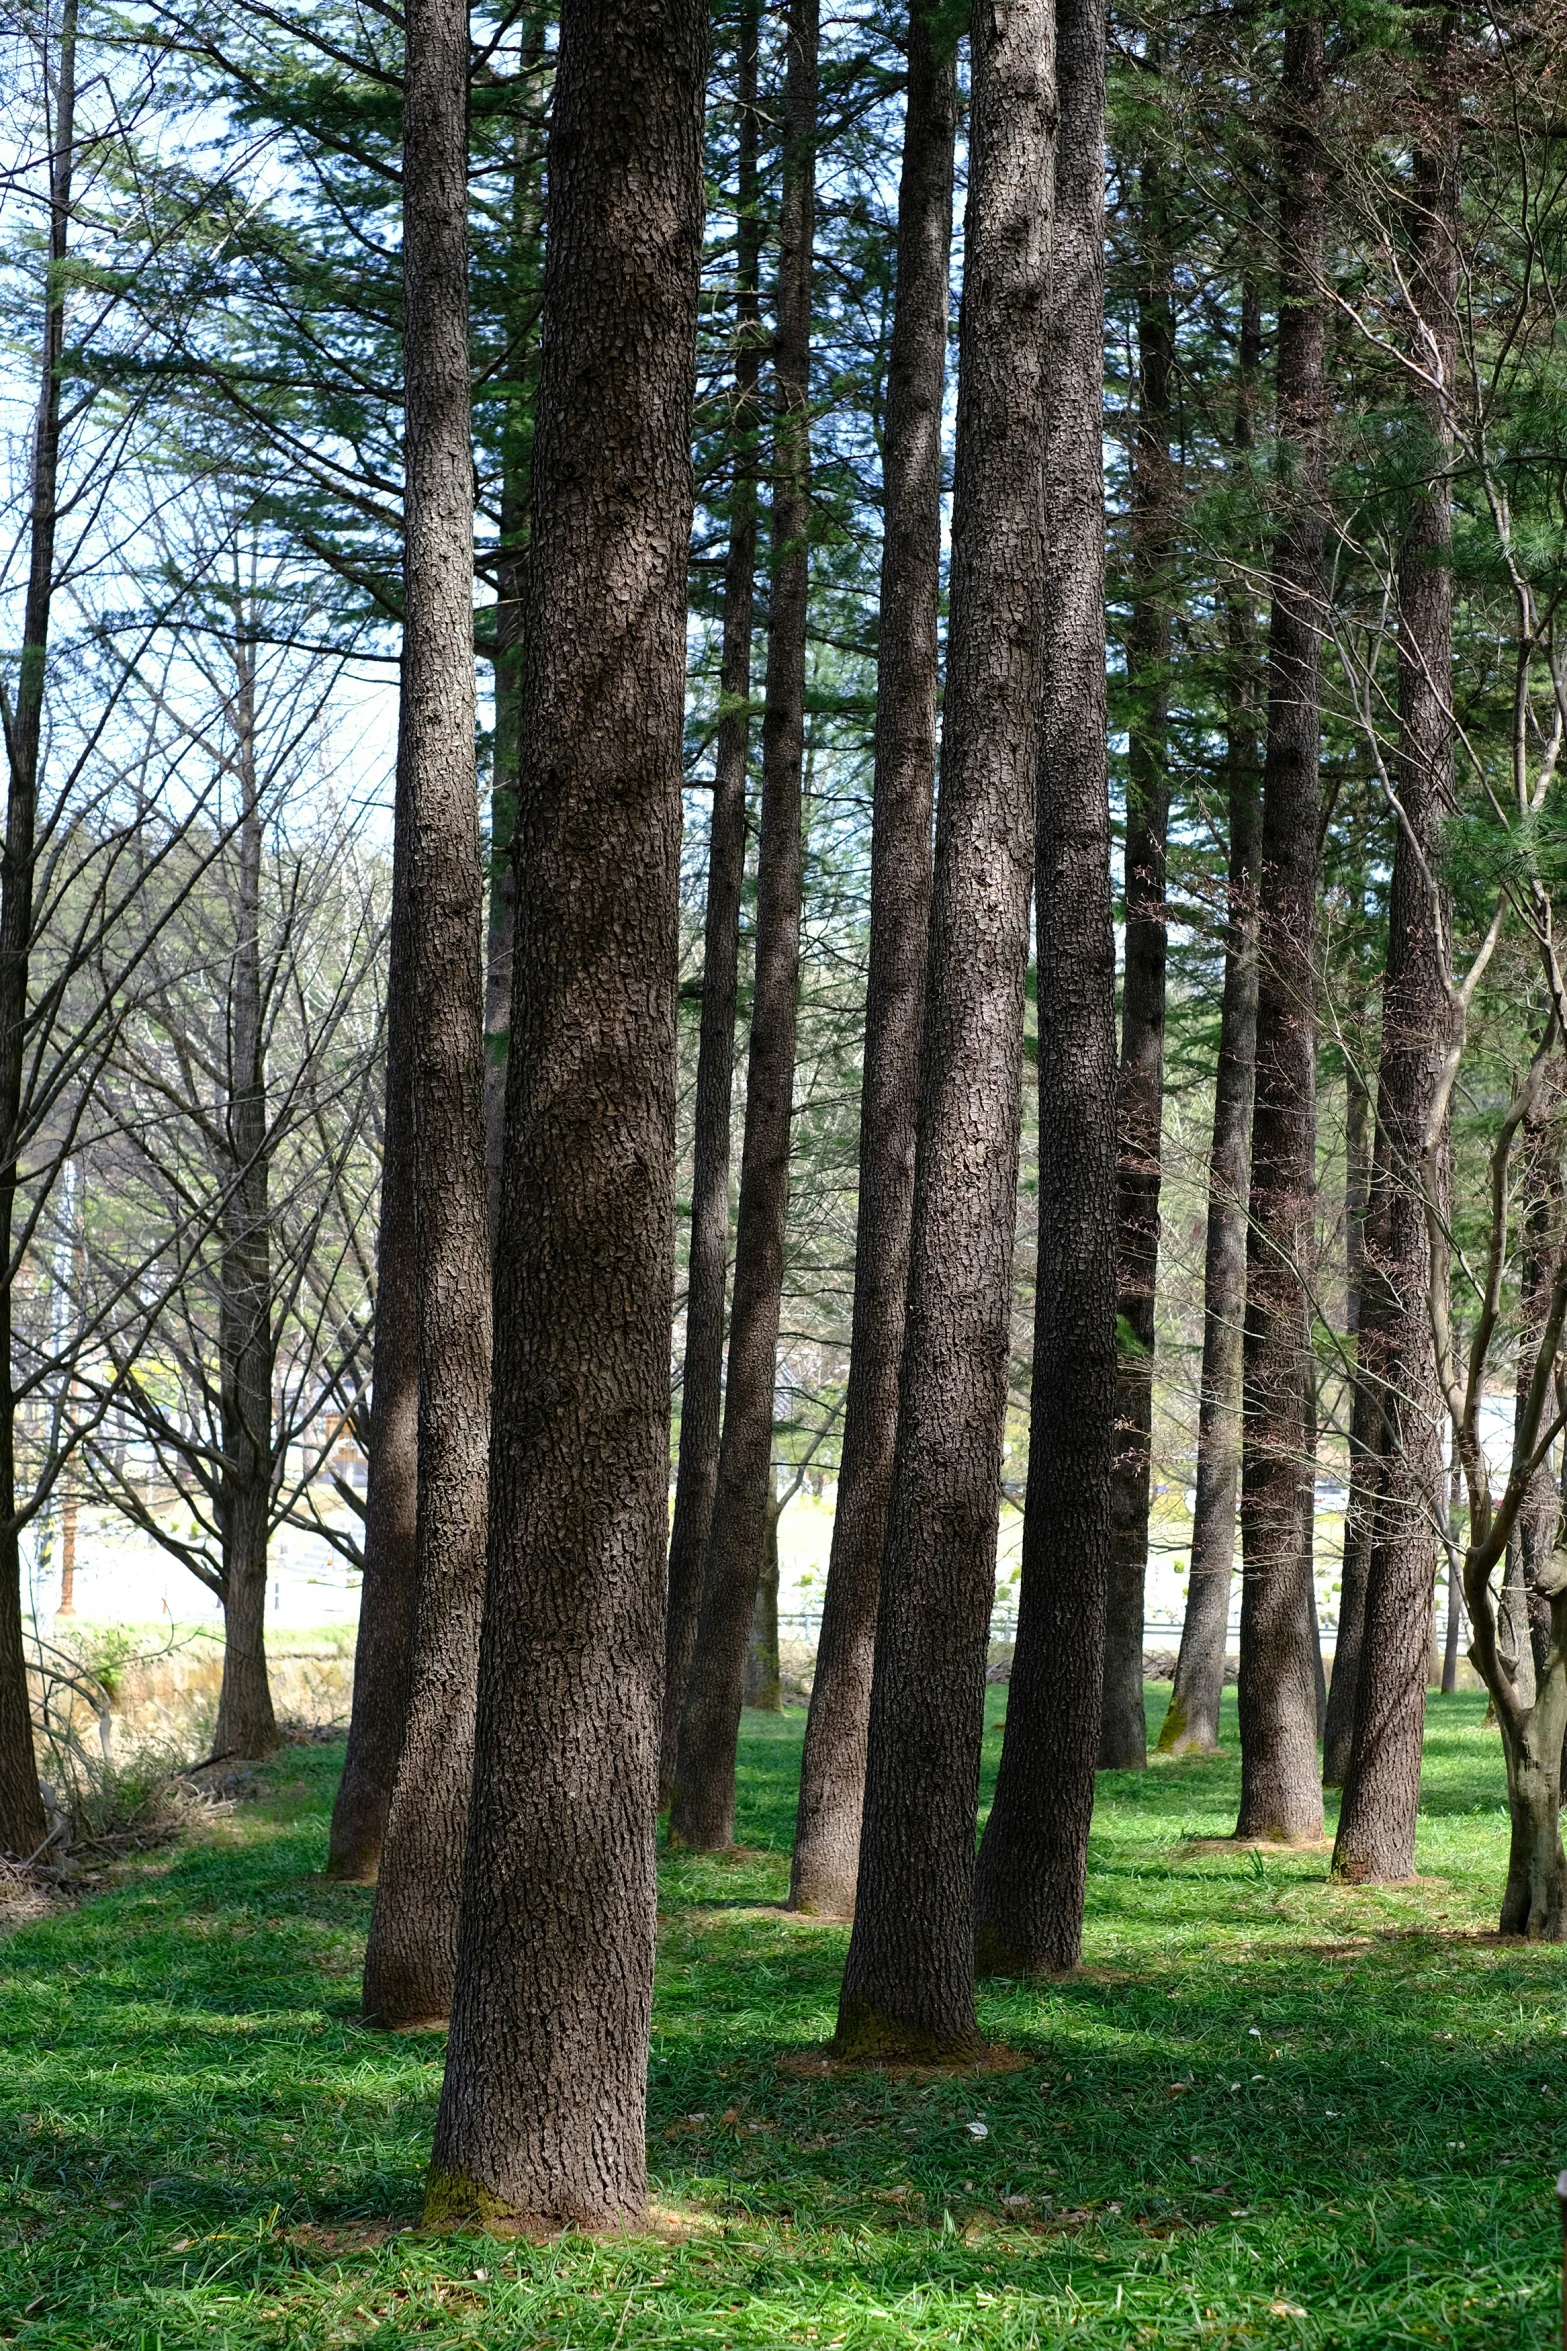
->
423, 2166, 645, 2235
830, 1991, 988, 2067
974, 1921, 1074, 1979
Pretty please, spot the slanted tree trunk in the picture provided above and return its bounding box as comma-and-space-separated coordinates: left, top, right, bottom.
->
1331, 11, 1458, 1885
971, 0, 1116, 1977
669, 0, 817, 1852
361, 0, 493, 2027
1235, 10, 1328, 1846
213, 665, 279, 1763
425, 0, 705, 2226
787, 0, 952, 1917
834, 0, 1053, 2053
0, 0, 75, 1857
1159, 585, 1262, 1756
1101, 142, 1174, 1774
660, 3, 764, 1804
1440, 1435, 1463, 1693
328, 723, 420, 1880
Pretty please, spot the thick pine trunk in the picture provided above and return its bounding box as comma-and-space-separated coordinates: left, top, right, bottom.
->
426, 0, 704, 2227
1331, 14, 1458, 1886
744, 1492, 782, 1711
669, 0, 817, 1853
787, 0, 952, 1918
213, 756, 279, 1763
1235, 12, 1328, 1846
328, 726, 420, 1880
835, 0, 1053, 2052
971, 0, 1116, 1978
1101, 152, 1173, 1774
1159, 612, 1261, 1756
1324, 1361, 1379, 1780
362, 0, 493, 2028
660, 6, 764, 1804
0, 0, 75, 1857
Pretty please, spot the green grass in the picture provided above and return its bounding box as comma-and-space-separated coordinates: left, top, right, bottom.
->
3, 1689, 1564, 2345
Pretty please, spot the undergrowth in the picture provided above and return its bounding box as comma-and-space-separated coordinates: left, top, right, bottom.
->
1, 1692, 1563, 2346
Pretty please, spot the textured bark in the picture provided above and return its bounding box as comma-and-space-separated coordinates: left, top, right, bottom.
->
362, 0, 493, 2027
835, 0, 1053, 2053
425, 0, 704, 2226
787, 0, 952, 1918
213, 712, 279, 1764
971, 0, 1116, 1978
1497, 1659, 1567, 1939
743, 1491, 782, 1712
1235, 12, 1328, 1846
328, 726, 420, 1881
1159, 609, 1261, 1756
1331, 12, 1458, 1886
669, 0, 816, 1853
0, 0, 75, 1856
1509, 1166, 1560, 1699
1101, 147, 1174, 1774
1322, 972, 1377, 1783
660, 6, 763, 1804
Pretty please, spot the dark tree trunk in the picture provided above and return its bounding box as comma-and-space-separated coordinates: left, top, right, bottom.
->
213, 682, 279, 1763
1101, 145, 1174, 1774
971, 0, 1116, 1978
0, 0, 74, 1858
1321, 948, 1376, 1784
787, 0, 953, 1917
328, 723, 420, 1880
481, 112, 544, 1246
660, 4, 764, 1804
1159, 597, 1262, 1756
425, 0, 705, 2226
362, 0, 493, 2028
1510, 1169, 1560, 1697
1235, 11, 1328, 1846
834, 0, 1053, 2055
744, 1487, 782, 1712
1331, 11, 1458, 1885
669, 0, 817, 1853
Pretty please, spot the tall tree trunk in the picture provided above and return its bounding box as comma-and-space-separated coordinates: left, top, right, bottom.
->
744, 1483, 782, 1711
834, 0, 1053, 2054
361, 0, 493, 2027
1158, 597, 1262, 1755
425, 0, 705, 2227
0, 0, 75, 1857
660, 3, 764, 1804
669, 0, 817, 1852
213, 661, 279, 1763
1235, 10, 1328, 1846
1101, 144, 1174, 1773
328, 721, 420, 1880
1511, 1160, 1560, 1696
787, 0, 952, 1918
481, 101, 544, 1245
971, 0, 1116, 1977
1331, 10, 1458, 1885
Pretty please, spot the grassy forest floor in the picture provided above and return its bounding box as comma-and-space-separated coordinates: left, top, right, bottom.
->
2, 1689, 1564, 2348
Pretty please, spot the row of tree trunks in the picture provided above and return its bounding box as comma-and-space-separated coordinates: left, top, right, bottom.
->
360, 0, 493, 2028
971, 0, 1116, 1977
668, 0, 818, 1854
0, 0, 76, 1859
1235, 8, 1328, 1847
1099, 136, 1174, 1775
787, 0, 953, 1920
659, 3, 765, 1807
426, 0, 707, 2225
833, 0, 1055, 2061
1157, 588, 1262, 1756
1332, 3, 1461, 1879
